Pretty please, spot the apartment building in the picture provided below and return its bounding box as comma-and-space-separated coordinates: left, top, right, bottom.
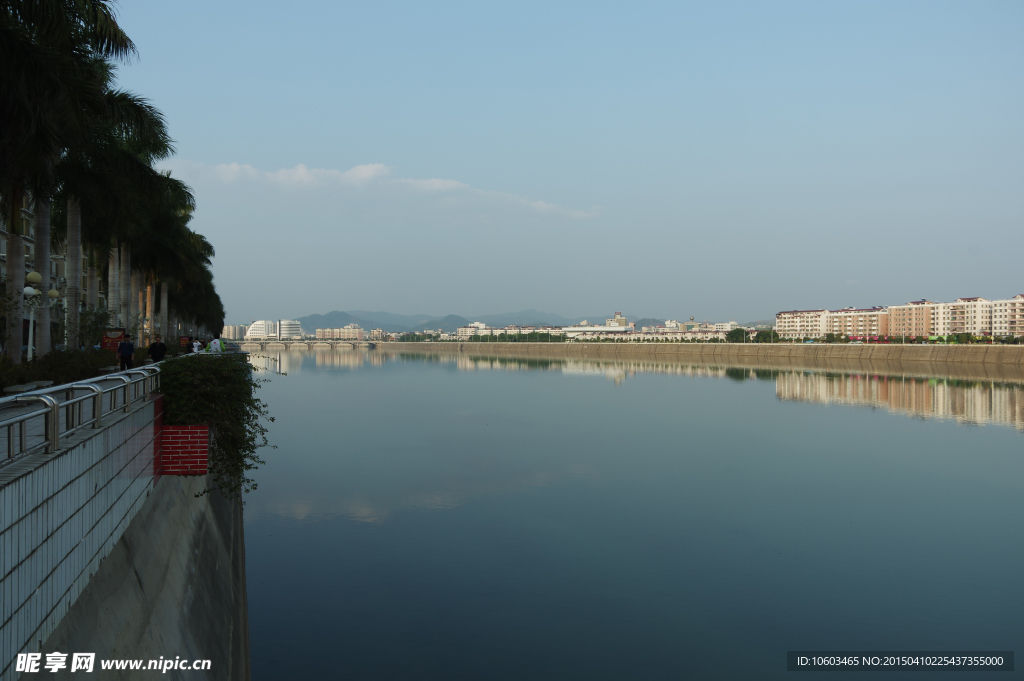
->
934, 297, 993, 336
992, 295, 1024, 336
316, 323, 365, 340
827, 307, 890, 338
776, 293, 1023, 340
775, 310, 828, 339
887, 300, 937, 338
456, 321, 487, 340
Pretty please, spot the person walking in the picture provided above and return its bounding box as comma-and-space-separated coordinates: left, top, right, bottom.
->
117, 334, 135, 371
186, 336, 195, 353
148, 335, 168, 362
206, 333, 226, 353
192, 338, 202, 353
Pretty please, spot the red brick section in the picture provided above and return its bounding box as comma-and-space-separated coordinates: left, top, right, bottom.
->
161, 424, 210, 475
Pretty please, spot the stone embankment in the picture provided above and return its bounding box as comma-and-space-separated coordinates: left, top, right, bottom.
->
379, 342, 1024, 382
384, 342, 1024, 364
41, 475, 249, 680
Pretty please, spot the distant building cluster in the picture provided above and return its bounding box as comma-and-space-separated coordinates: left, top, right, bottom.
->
237, 319, 303, 340
454, 312, 749, 342
315, 324, 365, 341
221, 324, 248, 340
776, 294, 1024, 340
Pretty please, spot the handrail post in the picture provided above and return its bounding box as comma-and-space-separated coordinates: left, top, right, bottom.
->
16, 394, 60, 453
104, 375, 132, 414
70, 384, 104, 428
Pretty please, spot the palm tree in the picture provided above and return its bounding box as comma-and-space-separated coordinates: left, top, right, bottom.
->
2, 2, 226, 355
2, 0, 135, 357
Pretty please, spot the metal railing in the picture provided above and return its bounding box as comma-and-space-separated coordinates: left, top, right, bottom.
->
0, 363, 164, 466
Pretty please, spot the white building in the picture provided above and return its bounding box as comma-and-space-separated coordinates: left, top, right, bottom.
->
221, 324, 248, 340
991, 295, 1024, 337
278, 320, 303, 339
933, 297, 993, 336
316, 323, 365, 340
456, 322, 487, 340
775, 310, 828, 339
244, 320, 277, 339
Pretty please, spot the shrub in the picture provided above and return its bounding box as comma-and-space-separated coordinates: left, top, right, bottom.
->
159, 353, 274, 499
0, 349, 120, 390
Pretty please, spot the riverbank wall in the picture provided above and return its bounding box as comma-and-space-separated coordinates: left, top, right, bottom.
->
0, 390, 249, 680
378, 342, 1024, 381
41, 475, 249, 680
384, 342, 1024, 364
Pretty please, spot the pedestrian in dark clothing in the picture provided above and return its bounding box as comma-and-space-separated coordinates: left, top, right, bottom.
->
186, 336, 194, 353
148, 336, 168, 362
118, 335, 135, 371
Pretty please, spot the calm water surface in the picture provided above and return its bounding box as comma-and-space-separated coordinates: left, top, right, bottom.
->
244, 350, 1024, 679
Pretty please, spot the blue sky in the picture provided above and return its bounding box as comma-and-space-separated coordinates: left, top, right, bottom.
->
114, 1, 1024, 323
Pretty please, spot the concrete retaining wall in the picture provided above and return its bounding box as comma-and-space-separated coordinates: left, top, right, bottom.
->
383, 342, 1024, 365
0, 397, 160, 681
39, 475, 249, 680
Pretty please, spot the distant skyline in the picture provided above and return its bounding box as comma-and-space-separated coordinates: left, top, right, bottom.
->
112, 1, 1024, 322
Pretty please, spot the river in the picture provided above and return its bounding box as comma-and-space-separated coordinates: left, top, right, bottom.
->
243, 348, 1024, 679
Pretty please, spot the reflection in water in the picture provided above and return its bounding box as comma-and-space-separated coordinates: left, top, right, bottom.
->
244, 345, 1024, 680
248, 349, 1024, 432
776, 371, 1024, 431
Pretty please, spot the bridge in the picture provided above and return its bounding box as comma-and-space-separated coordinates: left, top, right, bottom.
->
236, 339, 378, 351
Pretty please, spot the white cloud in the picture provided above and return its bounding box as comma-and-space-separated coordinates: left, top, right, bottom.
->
163, 159, 597, 219
397, 178, 469, 192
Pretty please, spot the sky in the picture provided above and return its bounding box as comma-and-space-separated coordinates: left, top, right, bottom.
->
112, 0, 1024, 323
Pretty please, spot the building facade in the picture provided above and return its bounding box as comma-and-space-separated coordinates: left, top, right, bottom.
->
244, 320, 277, 339
315, 323, 365, 340
992, 295, 1024, 337
775, 310, 828, 339
887, 300, 937, 339
278, 320, 302, 339
220, 324, 249, 340
827, 307, 889, 338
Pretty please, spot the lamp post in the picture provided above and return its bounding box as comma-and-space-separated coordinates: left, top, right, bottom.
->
24, 271, 63, 359
23, 271, 43, 360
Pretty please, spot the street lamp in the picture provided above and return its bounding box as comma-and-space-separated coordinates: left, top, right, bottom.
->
23, 272, 43, 360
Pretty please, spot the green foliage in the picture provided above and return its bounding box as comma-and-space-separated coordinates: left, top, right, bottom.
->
754, 330, 781, 343
725, 328, 747, 343
159, 354, 273, 499
76, 306, 109, 349
0, 349, 119, 390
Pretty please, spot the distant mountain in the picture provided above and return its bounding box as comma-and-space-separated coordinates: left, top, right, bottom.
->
742, 319, 776, 328
411, 315, 470, 333
295, 308, 668, 334
296, 310, 469, 333
470, 309, 586, 328
295, 311, 365, 334
345, 310, 441, 330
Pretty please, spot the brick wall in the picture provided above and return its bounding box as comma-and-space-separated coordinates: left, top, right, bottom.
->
161, 425, 209, 475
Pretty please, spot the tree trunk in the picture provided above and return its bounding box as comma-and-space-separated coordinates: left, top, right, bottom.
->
129, 270, 140, 338
34, 200, 52, 356
86, 247, 98, 308
137, 281, 144, 341
158, 281, 168, 344
145, 276, 154, 345
65, 196, 82, 349
107, 248, 119, 326
5, 233, 25, 363
119, 246, 130, 328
